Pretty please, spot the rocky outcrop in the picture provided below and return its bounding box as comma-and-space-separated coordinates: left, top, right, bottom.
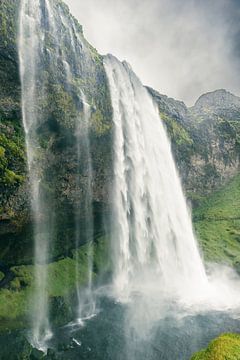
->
149, 88, 240, 204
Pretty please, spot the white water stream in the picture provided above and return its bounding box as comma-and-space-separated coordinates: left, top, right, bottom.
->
104, 55, 208, 302
19, 0, 52, 349
18, 0, 95, 350
104, 55, 240, 316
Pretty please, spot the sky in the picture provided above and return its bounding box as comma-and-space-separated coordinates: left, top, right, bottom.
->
64, 0, 240, 106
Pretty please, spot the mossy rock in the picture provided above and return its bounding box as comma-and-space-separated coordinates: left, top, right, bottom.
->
0, 236, 110, 331
191, 333, 240, 360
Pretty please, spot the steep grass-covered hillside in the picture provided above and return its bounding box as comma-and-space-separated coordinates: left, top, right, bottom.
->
194, 174, 240, 269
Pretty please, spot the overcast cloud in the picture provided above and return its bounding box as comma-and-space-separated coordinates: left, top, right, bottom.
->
64, 0, 240, 105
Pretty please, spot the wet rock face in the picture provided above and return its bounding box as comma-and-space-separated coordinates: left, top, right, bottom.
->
0, 0, 113, 265
193, 89, 240, 116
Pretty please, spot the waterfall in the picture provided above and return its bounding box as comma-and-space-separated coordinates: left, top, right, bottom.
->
18, 0, 95, 349
75, 94, 96, 322
19, 0, 52, 349
104, 55, 208, 302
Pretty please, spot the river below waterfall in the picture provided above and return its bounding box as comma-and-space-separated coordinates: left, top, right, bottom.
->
1, 294, 240, 359
48, 299, 240, 360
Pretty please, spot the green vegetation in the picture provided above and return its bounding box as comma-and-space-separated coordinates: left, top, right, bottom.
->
0, 0, 18, 46
91, 109, 111, 136
160, 111, 193, 146
159, 111, 195, 171
0, 131, 25, 191
46, 84, 78, 130
0, 236, 110, 330
193, 174, 240, 268
191, 333, 240, 360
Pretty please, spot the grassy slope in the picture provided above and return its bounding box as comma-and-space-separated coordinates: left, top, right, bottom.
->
193, 174, 240, 269
0, 236, 110, 330
191, 175, 240, 359
191, 333, 240, 360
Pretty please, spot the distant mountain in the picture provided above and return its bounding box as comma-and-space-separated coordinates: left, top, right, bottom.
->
193, 89, 240, 117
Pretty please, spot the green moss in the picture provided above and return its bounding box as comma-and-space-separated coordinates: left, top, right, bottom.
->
0, 0, 18, 49
93, 235, 111, 274
0, 146, 7, 171
47, 247, 89, 297
193, 174, 240, 267
46, 84, 78, 130
0, 288, 30, 322
0, 236, 109, 329
0, 272, 4, 281
0, 134, 24, 160
160, 111, 193, 146
91, 109, 111, 136
4, 169, 24, 185
0, 131, 25, 188
194, 175, 240, 220
191, 333, 240, 360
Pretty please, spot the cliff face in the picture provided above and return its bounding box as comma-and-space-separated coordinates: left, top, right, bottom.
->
0, 0, 113, 265
149, 88, 240, 204
0, 0, 28, 261
0, 0, 240, 268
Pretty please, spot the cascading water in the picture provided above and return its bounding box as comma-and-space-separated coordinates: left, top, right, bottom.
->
19, 0, 95, 349
57, 6, 96, 318
104, 55, 208, 302
58, 8, 96, 322
75, 94, 96, 322
19, 0, 52, 349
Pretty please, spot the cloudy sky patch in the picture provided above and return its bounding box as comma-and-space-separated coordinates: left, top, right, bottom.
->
65, 0, 240, 105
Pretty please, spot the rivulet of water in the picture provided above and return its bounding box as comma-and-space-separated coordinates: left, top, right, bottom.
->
18, 0, 95, 350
